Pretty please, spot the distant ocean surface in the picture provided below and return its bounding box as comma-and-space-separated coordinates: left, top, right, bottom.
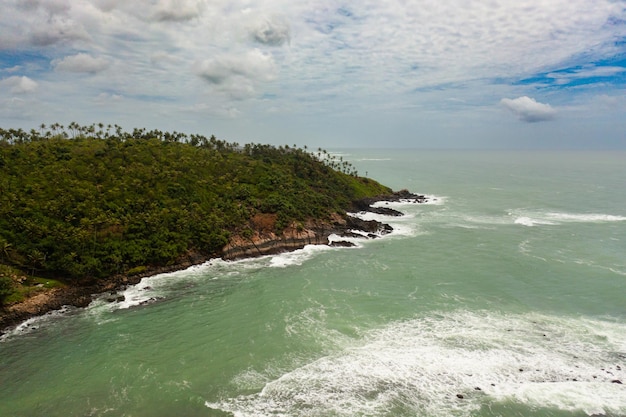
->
1, 150, 625, 417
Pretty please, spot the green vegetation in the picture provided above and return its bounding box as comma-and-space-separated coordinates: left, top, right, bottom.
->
0, 264, 64, 305
0, 123, 391, 303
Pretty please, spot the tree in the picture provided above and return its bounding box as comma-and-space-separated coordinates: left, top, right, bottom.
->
0, 239, 11, 262
0, 275, 13, 305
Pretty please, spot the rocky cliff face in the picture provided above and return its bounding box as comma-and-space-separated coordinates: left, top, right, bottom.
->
222, 213, 348, 260
222, 190, 429, 260
222, 190, 427, 261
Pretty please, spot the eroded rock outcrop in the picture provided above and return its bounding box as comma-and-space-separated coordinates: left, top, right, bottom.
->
221, 190, 426, 260
222, 214, 347, 260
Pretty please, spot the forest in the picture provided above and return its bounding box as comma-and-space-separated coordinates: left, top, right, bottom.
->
0, 124, 391, 304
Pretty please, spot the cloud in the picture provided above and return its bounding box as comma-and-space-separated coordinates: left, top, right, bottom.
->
152, 0, 204, 22
16, 0, 71, 15
1, 66, 22, 74
249, 15, 291, 46
94, 92, 124, 104
29, 18, 91, 46
500, 96, 558, 122
53, 53, 110, 74
194, 49, 277, 99
0, 76, 39, 94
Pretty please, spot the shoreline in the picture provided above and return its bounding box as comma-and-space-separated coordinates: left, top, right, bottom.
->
0, 190, 427, 335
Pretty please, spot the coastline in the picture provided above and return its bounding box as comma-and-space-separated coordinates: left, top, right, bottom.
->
0, 190, 427, 335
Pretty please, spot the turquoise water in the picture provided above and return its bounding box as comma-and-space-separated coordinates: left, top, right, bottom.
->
1, 150, 625, 417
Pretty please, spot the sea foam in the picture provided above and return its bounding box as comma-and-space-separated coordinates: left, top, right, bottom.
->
0, 306, 75, 342
512, 210, 626, 227
206, 311, 626, 417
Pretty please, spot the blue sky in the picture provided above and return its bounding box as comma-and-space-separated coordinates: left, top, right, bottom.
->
1, 0, 626, 149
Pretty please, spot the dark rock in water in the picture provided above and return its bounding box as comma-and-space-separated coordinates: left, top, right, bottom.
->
350, 189, 428, 213
138, 297, 163, 306
329, 241, 356, 248
342, 231, 366, 239
367, 206, 404, 216
72, 295, 92, 308
345, 217, 389, 234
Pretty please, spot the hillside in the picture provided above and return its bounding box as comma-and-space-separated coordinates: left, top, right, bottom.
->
0, 124, 392, 308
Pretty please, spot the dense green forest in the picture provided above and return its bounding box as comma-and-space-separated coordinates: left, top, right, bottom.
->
0, 124, 390, 303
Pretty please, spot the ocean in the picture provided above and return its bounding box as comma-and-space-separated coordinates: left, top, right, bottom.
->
1, 150, 625, 417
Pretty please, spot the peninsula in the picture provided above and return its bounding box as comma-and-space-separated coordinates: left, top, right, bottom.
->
0, 124, 425, 332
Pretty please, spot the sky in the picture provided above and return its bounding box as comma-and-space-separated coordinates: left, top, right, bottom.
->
1, 0, 626, 149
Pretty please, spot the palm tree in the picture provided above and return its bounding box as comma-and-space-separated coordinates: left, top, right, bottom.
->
68, 121, 80, 138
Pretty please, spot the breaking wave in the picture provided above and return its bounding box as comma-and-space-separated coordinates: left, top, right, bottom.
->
511, 210, 626, 227
206, 310, 626, 417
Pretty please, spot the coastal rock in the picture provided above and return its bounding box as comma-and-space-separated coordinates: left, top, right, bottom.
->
366, 206, 404, 216
351, 189, 429, 212
345, 216, 393, 235
221, 217, 332, 260
222, 209, 395, 261
329, 240, 356, 248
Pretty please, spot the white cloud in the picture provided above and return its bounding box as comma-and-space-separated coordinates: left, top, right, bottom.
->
1, 66, 22, 74
194, 49, 277, 99
152, 0, 205, 22
53, 53, 110, 74
0, 76, 39, 94
249, 15, 291, 46
16, 0, 71, 14
94, 92, 123, 103
29, 16, 91, 46
546, 66, 626, 85
500, 96, 557, 123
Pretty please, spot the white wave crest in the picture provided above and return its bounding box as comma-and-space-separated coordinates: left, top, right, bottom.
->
511, 210, 626, 227
545, 212, 626, 222
370, 194, 446, 207
268, 245, 333, 268
206, 311, 626, 417
514, 216, 557, 227
0, 306, 74, 342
